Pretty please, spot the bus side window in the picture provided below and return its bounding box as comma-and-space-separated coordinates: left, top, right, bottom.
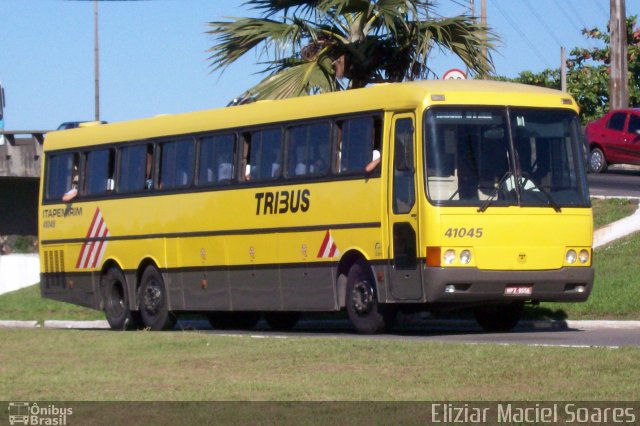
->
118, 144, 148, 193
244, 128, 282, 181
335, 116, 381, 174
84, 148, 115, 196
46, 152, 79, 201
286, 122, 330, 178
159, 138, 195, 190
198, 134, 236, 186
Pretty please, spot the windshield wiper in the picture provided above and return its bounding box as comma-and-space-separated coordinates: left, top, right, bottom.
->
520, 173, 562, 212
540, 189, 562, 212
477, 171, 512, 213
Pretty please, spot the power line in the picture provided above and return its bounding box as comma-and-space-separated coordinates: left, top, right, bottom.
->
592, 0, 609, 16
555, 0, 587, 34
489, 0, 552, 69
570, 0, 596, 30
556, 0, 598, 48
523, 2, 564, 46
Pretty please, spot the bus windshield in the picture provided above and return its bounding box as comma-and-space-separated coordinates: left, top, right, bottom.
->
424, 107, 589, 209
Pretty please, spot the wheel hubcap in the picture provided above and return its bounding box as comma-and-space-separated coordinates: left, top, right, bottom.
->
107, 282, 125, 317
352, 281, 373, 315
143, 281, 162, 315
590, 151, 603, 171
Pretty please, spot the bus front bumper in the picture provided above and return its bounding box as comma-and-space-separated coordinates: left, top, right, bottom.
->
423, 266, 594, 303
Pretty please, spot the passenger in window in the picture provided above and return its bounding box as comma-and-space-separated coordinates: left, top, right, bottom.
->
313, 156, 327, 175
365, 149, 381, 173
269, 148, 281, 178
62, 164, 79, 202
271, 161, 281, 178
294, 145, 309, 175
218, 154, 233, 181
145, 145, 153, 189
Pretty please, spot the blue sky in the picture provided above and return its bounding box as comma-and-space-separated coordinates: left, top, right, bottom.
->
1, 0, 638, 130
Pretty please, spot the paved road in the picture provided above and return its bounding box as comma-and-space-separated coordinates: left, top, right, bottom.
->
179, 319, 640, 349
10, 318, 638, 348
588, 168, 640, 197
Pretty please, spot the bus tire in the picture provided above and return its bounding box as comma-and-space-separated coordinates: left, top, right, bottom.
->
139, 266, 176, 331
207, 312, 260, 330
102, 267, 139, 331
474, 302, 524, 332
264, 312, 300, 331
346, 262, 387, 334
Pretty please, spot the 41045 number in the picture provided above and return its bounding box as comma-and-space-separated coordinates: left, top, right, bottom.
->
444, 227, 483, 238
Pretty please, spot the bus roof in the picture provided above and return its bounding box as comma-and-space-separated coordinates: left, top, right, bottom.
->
45, 80, 578, 151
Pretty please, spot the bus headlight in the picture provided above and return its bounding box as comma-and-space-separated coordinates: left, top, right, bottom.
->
579, 249, 590, 264
566, 249, 577, 264
443, 249, 456, 265
459, 250, 472, 264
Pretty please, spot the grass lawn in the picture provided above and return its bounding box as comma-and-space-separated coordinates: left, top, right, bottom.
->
1, 328, 639, 401
591, 197, 638, 228
528, 232, 640, 320
0, 284, 103, 322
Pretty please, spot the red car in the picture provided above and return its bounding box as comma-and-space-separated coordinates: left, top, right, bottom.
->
586, 108, 640, 173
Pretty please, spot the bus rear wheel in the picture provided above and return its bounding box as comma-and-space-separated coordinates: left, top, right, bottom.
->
207, 312, 261, 330
346, 262, 390, 334
139, 266, 176, 331
474, 302, 524, 332
264, 312, 300, 331
102, 267, 140, 330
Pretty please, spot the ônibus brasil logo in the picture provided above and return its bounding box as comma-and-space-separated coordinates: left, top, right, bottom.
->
7, 402, 72, 425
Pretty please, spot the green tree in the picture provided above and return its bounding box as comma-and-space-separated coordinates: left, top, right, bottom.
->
207, 0, 496, 100
497, 16, 640, 123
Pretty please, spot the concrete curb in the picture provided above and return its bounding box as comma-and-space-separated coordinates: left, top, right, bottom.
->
0, 319, 637, 331
565, 320, 640, 330
593, 203, 640, 248
43, 320, 110, 329
0, 320, 39, 328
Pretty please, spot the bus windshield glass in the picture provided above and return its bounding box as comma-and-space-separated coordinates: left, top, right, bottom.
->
424, 107, 589, 209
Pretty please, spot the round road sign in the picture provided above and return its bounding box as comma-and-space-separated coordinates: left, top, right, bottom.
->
442, 69, 466, 80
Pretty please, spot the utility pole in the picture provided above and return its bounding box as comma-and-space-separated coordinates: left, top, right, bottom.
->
480, 0, 487, 78
609, 0, 628, 109
94, 0, 100, 121
470, 0, 487, 78
561, 47, 567, 92
469, 0, 475, 78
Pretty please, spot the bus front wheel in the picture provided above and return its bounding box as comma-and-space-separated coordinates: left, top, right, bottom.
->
346, 262, 390, 334
102, 267, 140, 330
139, 266, 176, 331
474, 302, 524, 332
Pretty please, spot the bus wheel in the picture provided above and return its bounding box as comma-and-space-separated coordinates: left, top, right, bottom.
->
102, 267, 139, 330
474, 302, 524, 332
264, 312, 300, 331
139, 266, 176, 331
207, 312, 260, 330
346, 262, 387, 334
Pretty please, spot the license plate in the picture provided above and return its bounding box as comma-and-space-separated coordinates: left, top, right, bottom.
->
504, 285, 532, 296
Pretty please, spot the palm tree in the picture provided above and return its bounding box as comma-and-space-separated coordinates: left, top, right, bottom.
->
207, 0, 496, 100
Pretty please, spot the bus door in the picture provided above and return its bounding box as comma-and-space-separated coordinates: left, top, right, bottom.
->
387, 113, 423, 300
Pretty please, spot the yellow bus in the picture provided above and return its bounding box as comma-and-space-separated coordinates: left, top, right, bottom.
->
39, 80, 593, 333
